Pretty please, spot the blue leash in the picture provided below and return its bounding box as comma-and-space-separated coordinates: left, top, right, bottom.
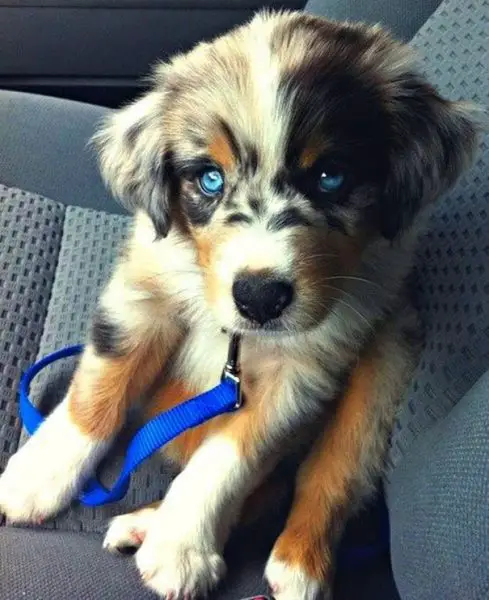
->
18, 337, 389, 567
18, 338, 242, 507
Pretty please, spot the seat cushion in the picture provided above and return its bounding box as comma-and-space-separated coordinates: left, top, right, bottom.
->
0, 186, 65, 471
0, 91, 120, 212
384, 0, 489, 477
305, 0, 442, 39
0, 527, 270, 600
381, 2, 489, 597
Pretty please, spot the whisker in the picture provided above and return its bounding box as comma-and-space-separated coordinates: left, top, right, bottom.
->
334, 299, 374, 331
312, 292, 374, 331
323, 285, 376, 309
324, 275, 382, 289
296, 253, 340, 264
322, 284, 359, 303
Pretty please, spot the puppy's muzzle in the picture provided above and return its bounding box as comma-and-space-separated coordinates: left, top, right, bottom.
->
232, 271, 294, 325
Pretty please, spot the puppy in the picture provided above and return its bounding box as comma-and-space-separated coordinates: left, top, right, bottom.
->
0, 11, 480, 600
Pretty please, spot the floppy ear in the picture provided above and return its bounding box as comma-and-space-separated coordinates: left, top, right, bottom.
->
381, 73, 482, 239
93, 91, 174, 238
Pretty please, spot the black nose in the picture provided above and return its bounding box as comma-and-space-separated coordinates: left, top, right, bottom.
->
232, 272, 294, 325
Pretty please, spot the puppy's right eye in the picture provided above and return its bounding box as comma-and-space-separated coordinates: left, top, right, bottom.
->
198, 168, 225, 197
318, 171, 345, 193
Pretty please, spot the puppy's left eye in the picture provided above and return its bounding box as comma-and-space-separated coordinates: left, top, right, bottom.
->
198, 168, 224, 197
319, 171, 345, 193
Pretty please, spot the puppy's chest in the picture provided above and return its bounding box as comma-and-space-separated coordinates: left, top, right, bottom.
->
169, 329, 228, 393
167, 329, 281, 396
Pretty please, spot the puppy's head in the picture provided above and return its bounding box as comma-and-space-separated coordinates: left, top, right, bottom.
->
96, 11, 480, 334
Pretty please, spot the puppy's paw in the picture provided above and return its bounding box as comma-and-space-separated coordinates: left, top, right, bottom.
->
136, 534, 226, 599
265, 556, 324, 600
0, 445, 73, 523
103, 508, 157, 553
0, 404, 104, 524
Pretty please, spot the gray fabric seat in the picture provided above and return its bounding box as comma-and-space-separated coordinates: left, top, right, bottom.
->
1, 0, 488, 598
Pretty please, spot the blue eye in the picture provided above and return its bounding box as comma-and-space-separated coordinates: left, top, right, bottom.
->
198, 168, 224, 197
319, 171, 344, 193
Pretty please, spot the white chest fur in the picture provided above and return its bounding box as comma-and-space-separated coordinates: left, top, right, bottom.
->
170, 326, 230, 393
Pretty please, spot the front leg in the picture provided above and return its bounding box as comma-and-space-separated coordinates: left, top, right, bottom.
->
134, 365, 313, 600
135, 434, 256, 598
0, 265, 181, 524
265, 316, 419, 600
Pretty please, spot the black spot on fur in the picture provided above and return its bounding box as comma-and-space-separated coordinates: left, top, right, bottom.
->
282, 66, 389, 179
244, 146, 259, 174
279, 22, 390, 176
224, 183, 238, 208
147, 152, 176, 240
249, 198, 263, 215
272, 171, 289, 196
276, 19, 393, 234
219, 119, 241, 166
381, 75, 478, 239
225, 199, 239, 211
268, 208, 311, 231
90, 308, 124, 357
226, 213, 253, 225
274, 16, 478, 240
188, 133, 207, 149
173, 156, 216, 177
124, 120, 144, 149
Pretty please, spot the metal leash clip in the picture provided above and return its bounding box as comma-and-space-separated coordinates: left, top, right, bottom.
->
221, 332, 243, 409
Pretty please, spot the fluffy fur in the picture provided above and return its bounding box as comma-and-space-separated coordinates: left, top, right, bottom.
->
0, 11, 481, 600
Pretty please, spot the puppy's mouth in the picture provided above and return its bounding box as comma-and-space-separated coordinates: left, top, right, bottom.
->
228, 309, 316, 337
233, 318, 292, 336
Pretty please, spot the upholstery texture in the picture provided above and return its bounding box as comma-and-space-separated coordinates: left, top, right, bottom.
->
0, 527, 269, 600
385, 0, 489, 476
381, 1, 489, 598
0, 186, 64, 471
388, 370, 489, 600
0, 523, 399, 600
305, 0, 442, 39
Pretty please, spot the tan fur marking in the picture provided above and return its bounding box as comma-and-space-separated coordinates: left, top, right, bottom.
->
219, 364, 284, 461
145, 380, 227, 466
192, 227, 234, 312
272, 353, 378, 580
69, 340, 168, 440
208, 133, 237, 171
293, 229, 367, 326
146, 362, 281, 467
193, 232, 213, 270
299, 140, 327, 169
